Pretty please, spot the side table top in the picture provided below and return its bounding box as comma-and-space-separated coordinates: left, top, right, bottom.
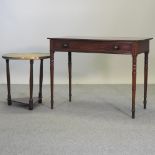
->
2, 53, 50, 60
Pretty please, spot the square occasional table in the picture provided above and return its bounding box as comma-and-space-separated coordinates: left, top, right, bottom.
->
48, 37, 153, 118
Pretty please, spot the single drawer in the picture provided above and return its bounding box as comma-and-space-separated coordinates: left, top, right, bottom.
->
53, 40, 132, 54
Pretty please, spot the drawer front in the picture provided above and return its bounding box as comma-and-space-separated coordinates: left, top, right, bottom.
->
53, 40, 132, 54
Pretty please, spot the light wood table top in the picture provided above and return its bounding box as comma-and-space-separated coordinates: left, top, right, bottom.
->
2, 53, 50, 60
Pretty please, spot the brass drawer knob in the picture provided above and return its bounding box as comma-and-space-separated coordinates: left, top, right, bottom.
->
113, 45, 119, 50
62, 43, 69, 48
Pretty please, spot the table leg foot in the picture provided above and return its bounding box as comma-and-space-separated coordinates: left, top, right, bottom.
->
29, 99, 33, 110
38, 99, 42, 104
8, 99, 12, 105
69, 95, 72, 102
38, 93, 42, 103
51, 100, 54, 109
143, 100, 147, 109
132, 111, 135, 119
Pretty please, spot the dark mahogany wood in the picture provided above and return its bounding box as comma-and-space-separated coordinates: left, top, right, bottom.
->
6, 59, 12, 105
48, 37, 153, 119
131, 43, 139, 119
50, 40, 54, 109
68, 52, 72, 102
38, 59, 43, 103
29, 60, 33, 110
144, 52, 149, 109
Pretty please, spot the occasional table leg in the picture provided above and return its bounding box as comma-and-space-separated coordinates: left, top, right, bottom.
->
132, 54, 137, 119
38, 59, 43, 103
68, 52, 72, 102
50, 52, 54, 109
144, 52, 148, 109
6, 59, 12, 105
29, 60, 34, 110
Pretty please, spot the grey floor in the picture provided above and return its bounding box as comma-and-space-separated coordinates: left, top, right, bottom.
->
0, 84, 155, 155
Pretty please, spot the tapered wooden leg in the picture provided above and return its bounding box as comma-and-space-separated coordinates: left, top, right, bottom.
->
144, 52, 148, 109
38, 59, 43, 103
6, 59, 12, 105
50, 52, 54, 109
29, 60, 33, 110
68, 52, 72, 102
132, 54, 137, 119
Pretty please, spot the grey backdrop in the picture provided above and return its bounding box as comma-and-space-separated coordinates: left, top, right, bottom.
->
0, 0, 155, 84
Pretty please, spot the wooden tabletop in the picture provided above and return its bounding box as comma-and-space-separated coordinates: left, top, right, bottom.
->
2, 53, 50, 60
47, 37, 153, 42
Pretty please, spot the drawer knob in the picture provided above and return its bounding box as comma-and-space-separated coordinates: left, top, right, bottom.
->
113, 45, 119, 50
63, 43, 69, 48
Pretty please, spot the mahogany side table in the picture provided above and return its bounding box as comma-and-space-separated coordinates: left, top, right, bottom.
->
2, 53, 50, 110
48, 37, 153, 118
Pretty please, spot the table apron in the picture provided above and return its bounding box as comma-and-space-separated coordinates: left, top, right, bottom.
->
50, 40, 150, 54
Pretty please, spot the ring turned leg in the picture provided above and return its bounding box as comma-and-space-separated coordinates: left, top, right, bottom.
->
50, 52, 54, 109
132, 54, 137, 119
38, 59, 43, 103
29, 60, 34, 110
144, 52, 148, 109
68, 52, 72, 102
6, 59, 12, 105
